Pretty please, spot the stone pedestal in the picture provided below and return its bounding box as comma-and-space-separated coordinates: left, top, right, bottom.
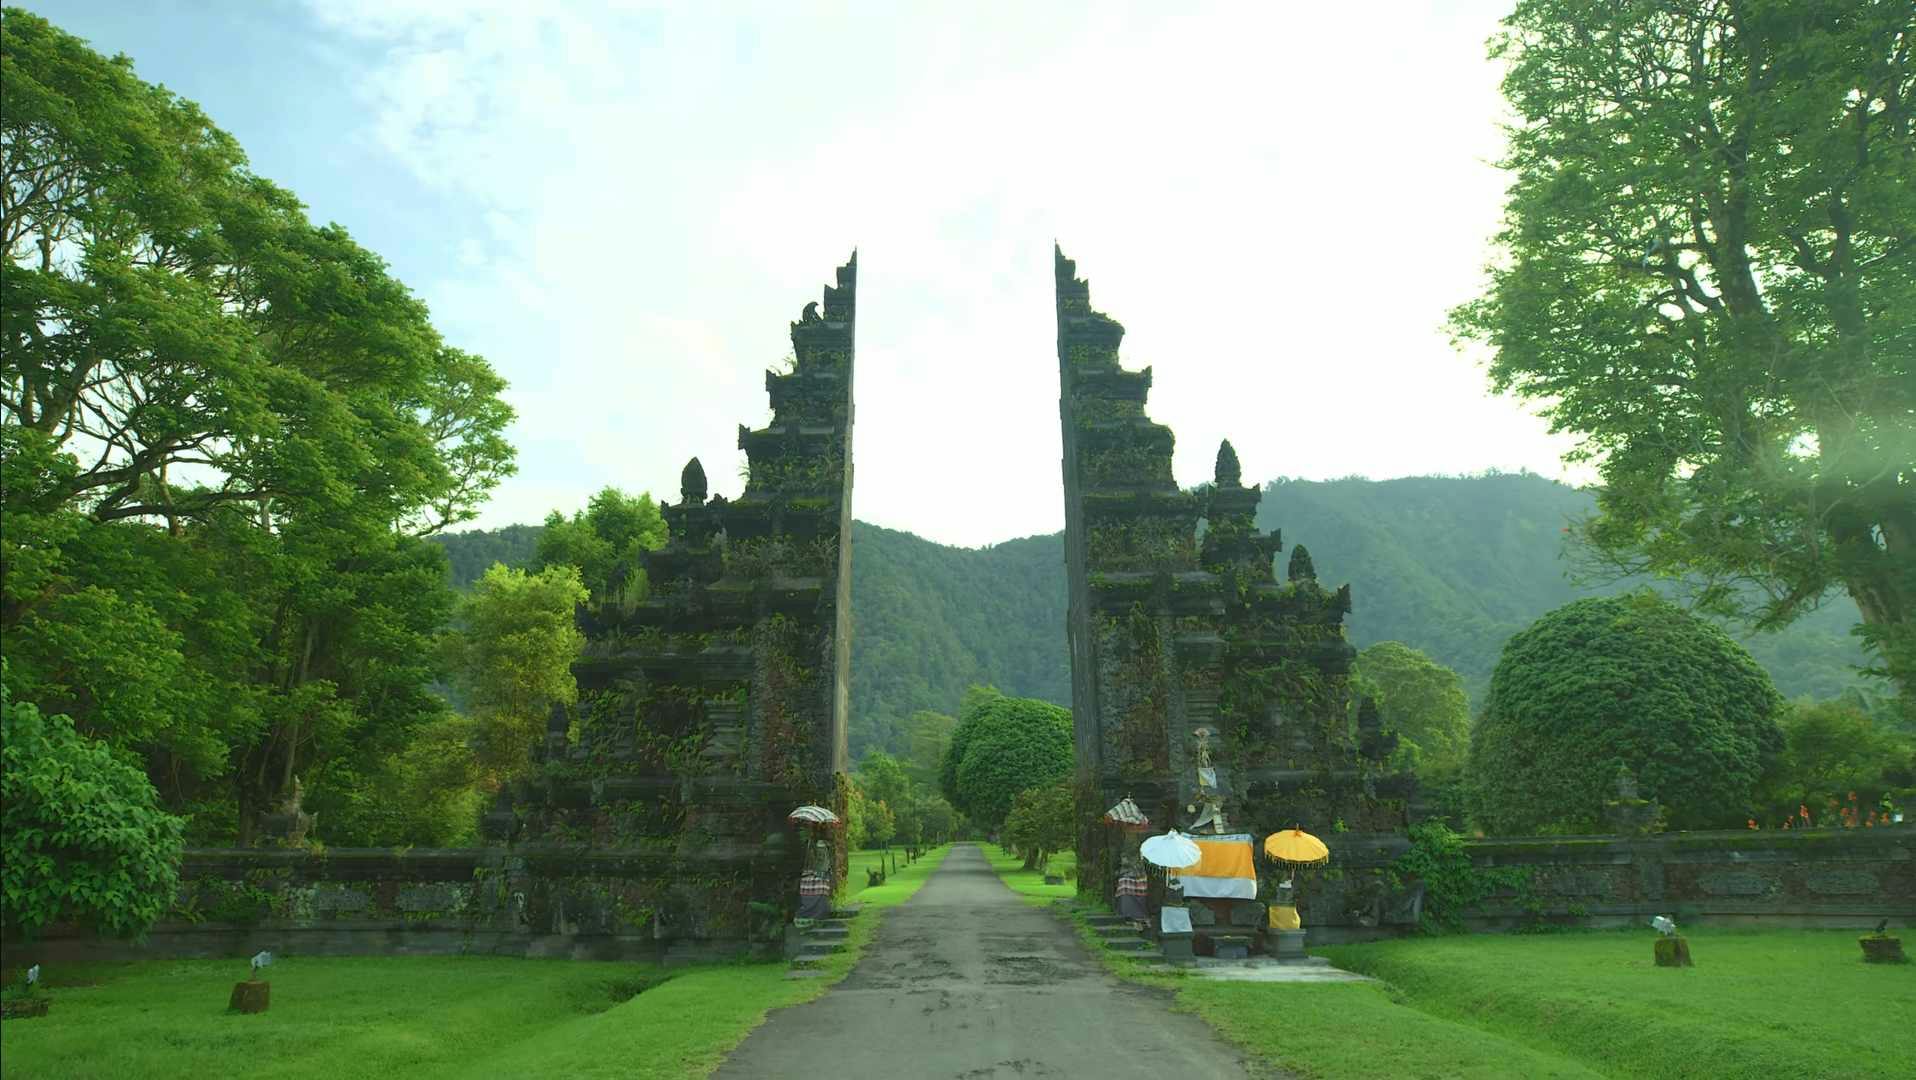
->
229, 979, 270, 1013
1160, 933, 1195, 961
1212, 935, 1252, 960
1653, 936, 1693, 967
1272, 930, 1308, 962
1860, 936, 1905, 964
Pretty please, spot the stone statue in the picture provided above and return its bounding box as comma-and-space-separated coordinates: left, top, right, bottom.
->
264, 776, 317, 847
801, 300, 821, 323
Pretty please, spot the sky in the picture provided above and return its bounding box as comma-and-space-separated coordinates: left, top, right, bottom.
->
20, 0, 1582, 547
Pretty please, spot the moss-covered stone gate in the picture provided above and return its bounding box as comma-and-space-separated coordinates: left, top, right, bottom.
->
481, 253, 859, 959
1053, 245, 1414, 924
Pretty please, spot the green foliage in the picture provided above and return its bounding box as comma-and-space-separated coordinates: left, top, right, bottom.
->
1002, 780, 1075, 872
862, 799, 896, 851
0, 12, 514, 844
533, 488, 666, 610
1452, 0, 1916, 705
942, 688, 1073, 830
1753, 698, 1916, 825
898, 709, 957, 790
1469, 593, 1785, 833
1, 677, 185, 939
446, 564, 589, 784
1390, 822, 1532, 934
1352, 642, 1470, 775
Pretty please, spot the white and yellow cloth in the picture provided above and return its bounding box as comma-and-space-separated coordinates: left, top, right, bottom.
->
1172, 832, 1257, 900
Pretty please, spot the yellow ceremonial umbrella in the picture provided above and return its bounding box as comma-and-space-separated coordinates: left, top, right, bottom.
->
1263, 827, 1330, 866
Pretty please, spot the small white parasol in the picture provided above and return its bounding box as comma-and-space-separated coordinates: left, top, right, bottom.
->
1139, 829, 1203, 869
788, 805, 840, 826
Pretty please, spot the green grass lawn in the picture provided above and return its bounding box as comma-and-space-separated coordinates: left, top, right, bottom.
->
1183, 930, 1916, 1080
971, 854, 1912, 1080
979, 843, 1077, 904
0, 845, 952, 1079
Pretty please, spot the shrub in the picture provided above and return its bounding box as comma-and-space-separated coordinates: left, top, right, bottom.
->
1, 676, 186, 939
1468, 592, 1783, 833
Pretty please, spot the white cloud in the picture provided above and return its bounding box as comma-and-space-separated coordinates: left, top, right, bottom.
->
306, 0, 1582, 546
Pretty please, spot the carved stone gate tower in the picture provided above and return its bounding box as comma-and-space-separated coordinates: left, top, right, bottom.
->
1053, 245, 1410, 912
489, 254, 857, 959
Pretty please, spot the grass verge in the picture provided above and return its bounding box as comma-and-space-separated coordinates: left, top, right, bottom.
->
977, 843, 1077, 905
1311, 929, 1916, 1079
0, 845, 954, 1080
977, 850, 1903, 1079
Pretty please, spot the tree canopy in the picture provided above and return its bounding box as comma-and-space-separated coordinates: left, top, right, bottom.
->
1452, 0, 1916, 709
940, 687, 1073, 830
0, 11, 515, 846
1469, 592, 1786, 832
533, 487, 666, 609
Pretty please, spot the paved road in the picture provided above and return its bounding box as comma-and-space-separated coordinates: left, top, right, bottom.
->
716, 843, 1258, 1079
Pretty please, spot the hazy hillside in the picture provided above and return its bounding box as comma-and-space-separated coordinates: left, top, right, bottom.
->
432, 473, 1871, 759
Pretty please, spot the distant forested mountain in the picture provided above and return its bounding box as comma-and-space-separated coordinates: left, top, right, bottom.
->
430, 523, 544, 588
1259, 474, 1866, 705
430, 473, 1869, 760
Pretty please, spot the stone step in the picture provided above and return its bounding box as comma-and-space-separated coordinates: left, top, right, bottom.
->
830, 906, 862, 920
806, 926, 850, 940
796, 941, 844, 957
1084, 914, 1129, 927
1103, 937, 1155, 953
1095, 924, 1139, 938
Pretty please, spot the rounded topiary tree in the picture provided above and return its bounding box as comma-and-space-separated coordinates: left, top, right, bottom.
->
1, 678, 186, 939
943, 690, 1072, 831
1468, 592, 1784, 833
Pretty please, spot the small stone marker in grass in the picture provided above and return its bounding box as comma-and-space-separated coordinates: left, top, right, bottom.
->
1650, 916, 1691, 967
230, 951, 273, 1013
1860, 920, 1904, 964
1653, 937, 1693, 967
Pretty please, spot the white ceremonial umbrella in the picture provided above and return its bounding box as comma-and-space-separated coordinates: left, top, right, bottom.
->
787, 805, 840, 825
1139, 829, 1202, 869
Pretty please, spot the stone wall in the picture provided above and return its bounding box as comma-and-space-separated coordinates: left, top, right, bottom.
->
7, 844, 767, 967
1284, 828, 1916, 944
10, 829, 1907, 967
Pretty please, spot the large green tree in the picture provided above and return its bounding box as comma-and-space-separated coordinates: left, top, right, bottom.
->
1452, 0, 1916, 708
0, 11, 516, 841
940, 687, 1073, 830
1469, 592, 1785, 832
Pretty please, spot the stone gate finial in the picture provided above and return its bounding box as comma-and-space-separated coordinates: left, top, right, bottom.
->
1287, 544, 1316, 582
681, 457, 708, 505
1215, 439, 1242, 488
